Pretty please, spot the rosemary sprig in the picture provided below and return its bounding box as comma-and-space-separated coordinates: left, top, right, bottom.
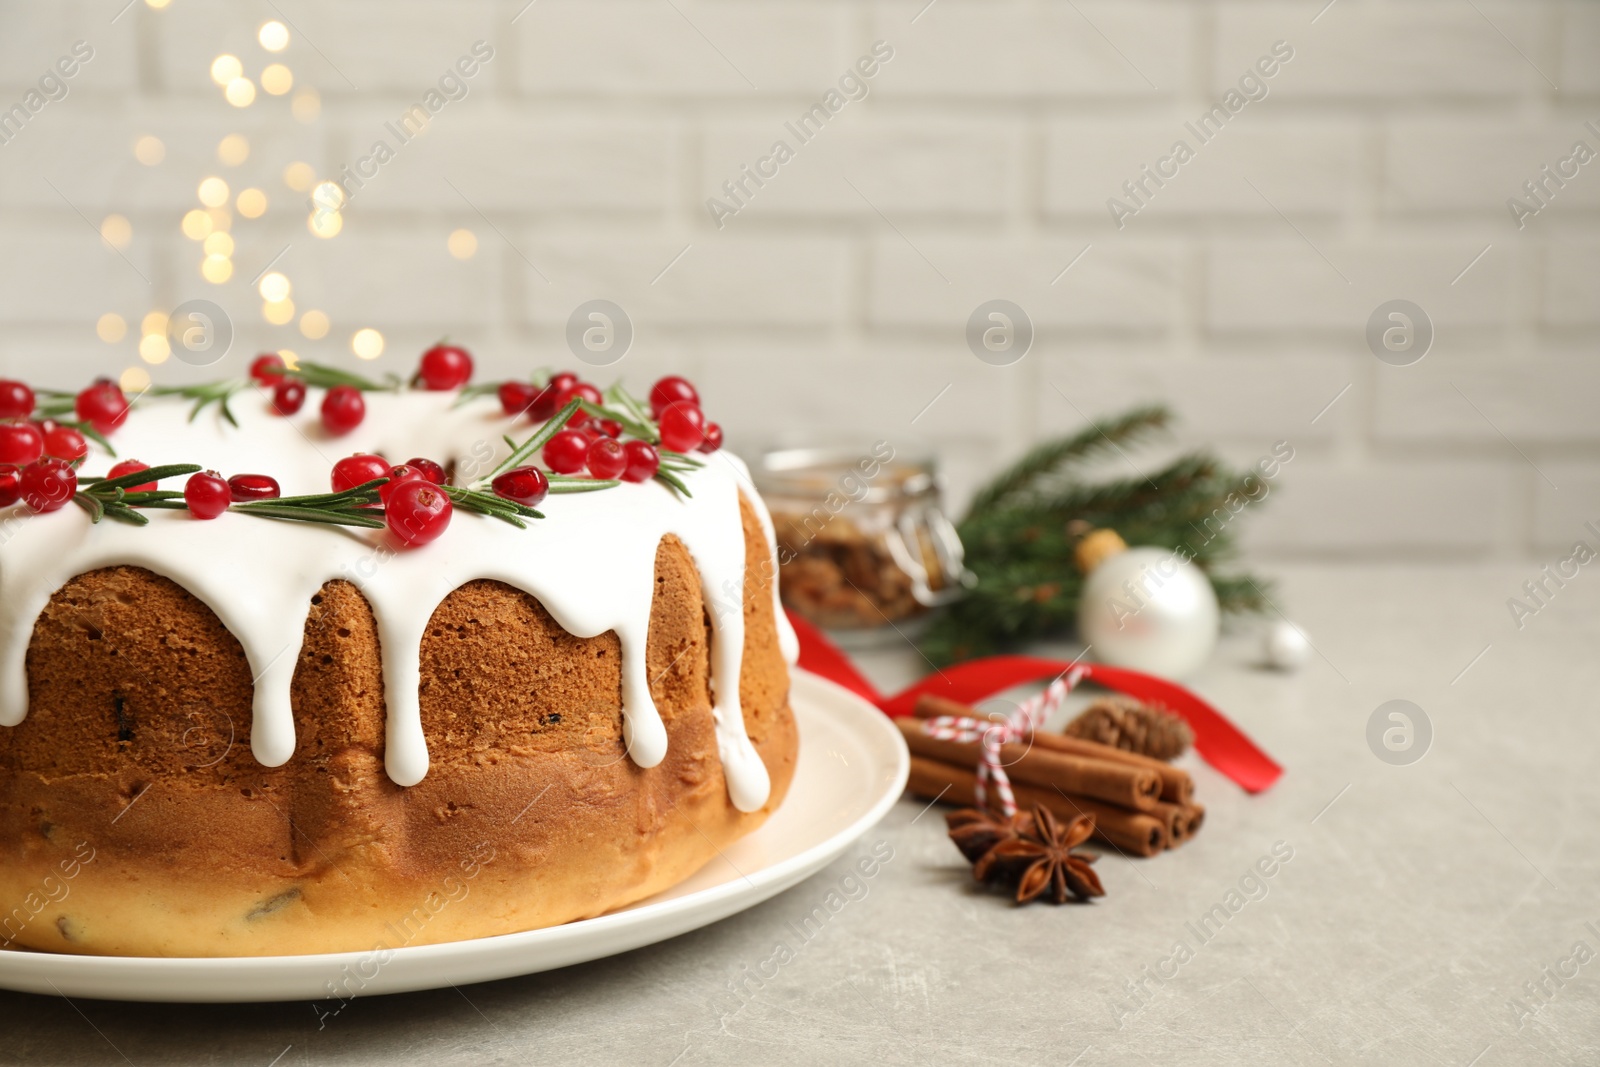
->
442, 485, 542, 528
229, 479, 388, 528
34, 389, 77, 420
452, 380, 505, 408
149, 380, 248, 427
476, 398, 584, 486
74, 463, 201, 525
579, 397, 656, 443
289, 361, 399, 393
546, 474, 621, 493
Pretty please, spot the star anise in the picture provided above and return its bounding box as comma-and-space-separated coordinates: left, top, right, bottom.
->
981, 805, 1106, 905
945, 808, 1032, 882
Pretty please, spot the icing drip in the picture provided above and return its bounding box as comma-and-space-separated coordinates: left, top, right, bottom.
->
0, 392, 780, 812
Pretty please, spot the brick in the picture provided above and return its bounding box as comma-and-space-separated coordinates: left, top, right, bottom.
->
869, 238, 1177, 332
284, 231, 498, 326
1385, 118, 1600, 215
334, 111, 671, 216
515, 0, 848, 97
0, 328, 128, 388
0, 3, 137, 95
872, 1, 1190, 100
1213, 2, 1537, 99
514, 236, 851, 326
1533, 466, 1600, 551
700, 117, 1016, 220
1205, 241, 1512, 332
1558, 3, 1600, 96
1240, 461, 1518, 554
1045, 117, 1362, 220
1374, 356, 1600, 445
1543, 245, 1600, 325
0, 226, 160, 326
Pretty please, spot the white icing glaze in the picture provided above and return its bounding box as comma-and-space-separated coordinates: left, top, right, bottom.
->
0, 390, 798, 812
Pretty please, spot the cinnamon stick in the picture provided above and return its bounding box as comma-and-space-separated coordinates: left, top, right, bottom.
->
895, 717, 1161, 811
1149, 800, 1192, 848
907, 756, 1167, 857
1181, 802, 1205, 836
914, 695, 1195, 805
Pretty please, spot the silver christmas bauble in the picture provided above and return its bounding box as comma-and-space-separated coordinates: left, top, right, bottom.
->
1262, 618, 1311, 671
1077, 547, 1219, 678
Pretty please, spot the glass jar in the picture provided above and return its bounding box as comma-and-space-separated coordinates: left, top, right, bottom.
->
755, 445, 975, 640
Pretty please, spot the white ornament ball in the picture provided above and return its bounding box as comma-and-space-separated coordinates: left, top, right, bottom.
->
1077, 547, 1219, 679
1262, 619, 1311, 671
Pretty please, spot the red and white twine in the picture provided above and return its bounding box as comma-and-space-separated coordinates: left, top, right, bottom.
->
920, 668, 1086, 816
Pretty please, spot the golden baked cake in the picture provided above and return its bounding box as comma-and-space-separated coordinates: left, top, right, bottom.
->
0, 357, 798, 957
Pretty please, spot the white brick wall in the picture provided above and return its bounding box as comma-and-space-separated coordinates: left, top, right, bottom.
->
0, 0, 1595, 563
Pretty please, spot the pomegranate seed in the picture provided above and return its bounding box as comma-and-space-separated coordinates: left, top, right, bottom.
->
106, 459, 156, 493
491, 466, 549, 507
0, 421, 43, 466
20, 458, 76, 513
272, 379, 306, 416
657, 401, 706, 454
698, 422, 724, 453
184, 471, 231, 519
42, 423, 87, 462
498, 381, 538, 417
595, 418, 622, 439
75, 381, 129, 435
331, 453, 391, 493
621, 440, 660, 483
321, 385, 365, 435
227, 473, 281, 502
542, 429, 590, 475
417, 343, 474, 390
649, 376, 699, 419
586, 437, 627, 480
406, 457, 446, 485
378, 463, 428, 506
386, 481, 452, 546
0, 464, 18, 507
0, 380, 35, 420
249, 354, 286, 385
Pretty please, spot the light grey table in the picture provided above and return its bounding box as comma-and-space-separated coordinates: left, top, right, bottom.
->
3, 564, 1597, 1066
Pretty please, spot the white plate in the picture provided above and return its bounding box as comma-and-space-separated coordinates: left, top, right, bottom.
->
0, 670, 908, 1003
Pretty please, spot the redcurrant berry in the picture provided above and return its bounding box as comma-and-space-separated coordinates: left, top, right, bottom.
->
406, 457, 446, 485
331, 453, 391, 493
542, 429, 590, 474
621, 440, 660, 483
42, 423, 87, 462
491, 465, 549, 507
0, 380, 35, 420
106, 459, 156, 493
75, 380, 129, 435
321, 385, 365, 435
0, 421, 43, 466
657, 401, 706, 454
699, 422, 724, 453
386, 480, 452, 546
272, 378, 306, 416
498, 381, 538, 417
20, 458, 75, 513
227, 473, 281, 501
250, 354, 286, 385
649, 376, 699, 418
184, 471, 231, 519
417, 344, 474, 390
586, 437, 627, 480
0, 464, 19, 507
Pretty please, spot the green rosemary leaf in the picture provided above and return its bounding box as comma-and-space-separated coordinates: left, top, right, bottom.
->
659, 449, 703, 468
288, 361, 396, 392
453, 381, 505, 408
230, 503, 388, 528
86, 463, 201, 493
653, 468, 692, 497
546, 477, 620, 493
100, 502, 150, 526
264, 479, 387, 508
578, 399, 655, 442
61, 420, 117, 459
71, 493, 105, 523
482, 398, 583, 484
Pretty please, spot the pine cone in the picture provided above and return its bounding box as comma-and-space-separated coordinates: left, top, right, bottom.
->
1064, 696, 1193, 761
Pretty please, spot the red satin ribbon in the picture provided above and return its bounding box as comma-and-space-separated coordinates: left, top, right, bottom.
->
788, 610, 1283, 794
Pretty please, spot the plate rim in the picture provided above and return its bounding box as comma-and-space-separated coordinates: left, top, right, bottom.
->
0, 669, 909, 1002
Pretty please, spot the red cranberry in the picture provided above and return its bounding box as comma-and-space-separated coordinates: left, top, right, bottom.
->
272, 379, 306, 416
530, 372, 577, 421
250, 354, 286, 385
406, 457, 446, 485
184, 471, 230, 519
491, 466, 549, 507
106, 459, 155, 493
595, 418, 622, 439
649, 376, 699, 419
75, 381, 130, 435
331, 453, 391, 493
698, 422, 724, 453
556, 382, 603, 411
20, 458, 75, 513
0, 464, 19, 507
386, 480, 452, 546
42, 423, 87, 462
0, 421, 43, 466
498, 381, 538, 417
586, 437, 627, 480
378, 463, 428, 506
321, 385, 365, 435
621, 441, 660, 483
657, 401, 706, 454
417, 344, 473, 390
542, 429, 590, 474
0, 380, 35, 420
227, 473, 281, 502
